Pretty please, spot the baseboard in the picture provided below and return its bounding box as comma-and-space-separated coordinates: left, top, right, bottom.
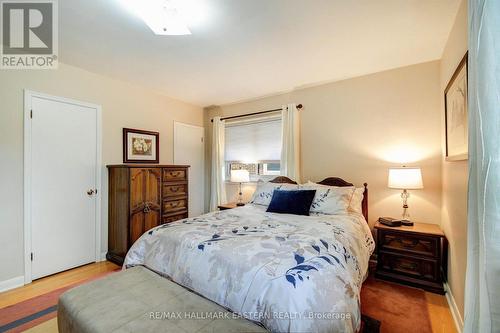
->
100, 252, 107, 262
0, 275, 24, 293
444, 282, 464, 333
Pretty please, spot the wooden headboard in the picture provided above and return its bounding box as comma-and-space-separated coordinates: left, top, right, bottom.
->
269, 176, 368, 222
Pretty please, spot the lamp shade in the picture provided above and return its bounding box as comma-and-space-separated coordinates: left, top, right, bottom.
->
230, 169, 250, 183
388, 167, 424, 189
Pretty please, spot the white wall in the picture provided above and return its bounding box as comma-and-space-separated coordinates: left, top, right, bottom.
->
205, 61, 443, 229
440, 0, 468, 321
0, 62, 203, 283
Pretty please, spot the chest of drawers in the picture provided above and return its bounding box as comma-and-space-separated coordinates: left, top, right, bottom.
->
106, 165, 189, 265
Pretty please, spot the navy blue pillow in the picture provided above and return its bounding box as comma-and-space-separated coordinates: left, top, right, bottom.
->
266, 190, 317, 216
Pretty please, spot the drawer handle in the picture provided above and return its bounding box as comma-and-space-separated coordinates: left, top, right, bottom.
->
170, 187, 180, 192
168, 171, 182, 177
399, 262, 418, 271
400, 239, 418, 248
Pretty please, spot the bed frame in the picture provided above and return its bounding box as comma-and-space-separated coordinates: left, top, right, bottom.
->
269, 176, 368, 222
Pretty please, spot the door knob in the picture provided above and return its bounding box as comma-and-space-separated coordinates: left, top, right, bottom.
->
87, 189, 95, 196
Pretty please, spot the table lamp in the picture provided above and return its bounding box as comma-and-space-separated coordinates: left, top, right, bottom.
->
388, 166, 423, 226
231, 169, 250, 206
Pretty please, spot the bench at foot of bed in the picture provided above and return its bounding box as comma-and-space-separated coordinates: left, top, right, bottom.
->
58, 266, 268, 333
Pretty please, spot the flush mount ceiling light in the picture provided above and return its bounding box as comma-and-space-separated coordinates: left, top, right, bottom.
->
118, 0, 192, 35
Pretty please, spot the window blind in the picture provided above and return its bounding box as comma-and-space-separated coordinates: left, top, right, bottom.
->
225, 118, 282, 162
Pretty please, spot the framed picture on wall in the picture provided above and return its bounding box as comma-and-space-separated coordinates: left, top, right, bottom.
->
444, 52, 468, 161
123, 128, 159, 163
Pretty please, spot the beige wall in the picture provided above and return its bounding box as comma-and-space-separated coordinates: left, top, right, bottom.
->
0, 63, 203, 282
440, 0, 468, 322
205, 61, 443, 229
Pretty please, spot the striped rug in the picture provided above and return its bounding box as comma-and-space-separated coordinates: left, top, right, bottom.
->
0, 270, 118, 333
1, 269, 381, 333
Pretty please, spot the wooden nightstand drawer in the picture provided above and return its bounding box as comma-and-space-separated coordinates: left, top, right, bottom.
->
380, 232, 439, 258
379, 251, 439, 281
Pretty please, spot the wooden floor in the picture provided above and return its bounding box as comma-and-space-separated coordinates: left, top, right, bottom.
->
0, 261, 119, 309
425, 292, 458, 333
0, 261, 457, 333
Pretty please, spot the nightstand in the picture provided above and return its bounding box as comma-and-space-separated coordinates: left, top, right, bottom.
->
374, 221, 448, 294
217, 203, 239, 210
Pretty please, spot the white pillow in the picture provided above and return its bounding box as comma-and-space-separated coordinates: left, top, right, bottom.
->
250, 181, 299, 206
300, 181, 355, 215
349, 187, 365, 214
304, 181, 365, 214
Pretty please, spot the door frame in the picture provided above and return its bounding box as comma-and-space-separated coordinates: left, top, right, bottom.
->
173, 121, 205, 216
23, 90, 102, 284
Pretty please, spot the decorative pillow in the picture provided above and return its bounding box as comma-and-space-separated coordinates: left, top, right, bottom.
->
250, 181, 299, 206
266, 190, 317, 216
300, 181, 355, 215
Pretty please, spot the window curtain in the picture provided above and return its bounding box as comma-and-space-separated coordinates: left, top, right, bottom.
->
210, 117, 227, 211
464, 1, 500, 332
280, 103, 300, 181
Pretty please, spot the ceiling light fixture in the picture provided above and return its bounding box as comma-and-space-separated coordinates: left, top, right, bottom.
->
118, 0, 192, 35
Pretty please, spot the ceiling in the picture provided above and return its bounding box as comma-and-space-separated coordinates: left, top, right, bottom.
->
59, 0, 461, 107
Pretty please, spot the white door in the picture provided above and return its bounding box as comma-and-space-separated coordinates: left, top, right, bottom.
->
26, 92, 100, 280
174, 122, 204, 217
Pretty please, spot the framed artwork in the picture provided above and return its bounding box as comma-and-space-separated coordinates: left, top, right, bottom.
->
123, 128, 159, 163
444, 52, 468, 161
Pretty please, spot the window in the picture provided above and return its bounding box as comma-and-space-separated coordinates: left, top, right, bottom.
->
226, 162, 281, 181
225, 116, 282, 181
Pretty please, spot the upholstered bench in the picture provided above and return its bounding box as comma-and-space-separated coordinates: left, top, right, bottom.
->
58, 266, 267, 333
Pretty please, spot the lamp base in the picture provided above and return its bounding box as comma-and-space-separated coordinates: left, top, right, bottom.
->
401, 220, 414, 226
236, 202, 245, 206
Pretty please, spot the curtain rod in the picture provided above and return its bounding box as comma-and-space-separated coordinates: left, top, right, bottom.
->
211, 104, 303, 123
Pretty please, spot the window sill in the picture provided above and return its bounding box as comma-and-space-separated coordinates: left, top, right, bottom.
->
224, 181, 260, 185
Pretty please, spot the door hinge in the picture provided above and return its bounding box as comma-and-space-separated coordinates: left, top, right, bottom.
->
30, 252, 33, 261
30, 110, 33, 119
201, 137, 204, 143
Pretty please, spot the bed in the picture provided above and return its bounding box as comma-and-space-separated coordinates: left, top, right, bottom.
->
124, 176, 375, 333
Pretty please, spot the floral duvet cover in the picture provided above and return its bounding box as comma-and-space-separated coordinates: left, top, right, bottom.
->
124, 204, 375, 333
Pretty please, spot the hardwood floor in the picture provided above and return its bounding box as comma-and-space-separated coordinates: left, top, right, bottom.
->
0, 261, 119, 309
0, 261, 457, 333
425, 292, 458, 333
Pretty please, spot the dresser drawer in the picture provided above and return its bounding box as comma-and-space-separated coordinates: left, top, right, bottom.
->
379, 231, 439, 258
163, 183, 187, 197
163, 198, 187, 212
162, 212, 188, 223
163, 169, 186, 182
379, 252, 439, 282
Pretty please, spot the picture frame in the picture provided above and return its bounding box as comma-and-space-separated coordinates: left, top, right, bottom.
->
444, 52, 468, 161
123, 128, 159, 164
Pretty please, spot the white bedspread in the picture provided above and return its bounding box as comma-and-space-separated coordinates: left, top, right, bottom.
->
124, 204, 375, 333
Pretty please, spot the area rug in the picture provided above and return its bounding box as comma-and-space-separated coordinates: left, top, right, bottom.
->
1, 269, 433, 333
0, 270, 118, 333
